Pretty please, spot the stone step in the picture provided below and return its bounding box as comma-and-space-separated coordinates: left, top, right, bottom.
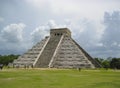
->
34, 35, 62, 67
13, 37, 49, 67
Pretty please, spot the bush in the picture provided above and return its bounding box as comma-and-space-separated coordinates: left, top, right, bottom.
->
0, 54, 19, 66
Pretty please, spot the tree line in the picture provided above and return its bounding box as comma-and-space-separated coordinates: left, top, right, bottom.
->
95, 57, 120, 69
0, 54, 120, 69
0, 54, 19, 66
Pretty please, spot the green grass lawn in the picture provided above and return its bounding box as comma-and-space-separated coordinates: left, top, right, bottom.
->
0, 68, 120, 88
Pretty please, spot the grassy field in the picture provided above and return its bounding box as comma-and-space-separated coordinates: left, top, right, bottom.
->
0, 68, 120, 88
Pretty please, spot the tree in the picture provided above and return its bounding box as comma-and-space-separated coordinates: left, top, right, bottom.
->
94, 58, 104, 65
110, 58, 120, 69
102, 60, 110, 69
0, 54, 19, 66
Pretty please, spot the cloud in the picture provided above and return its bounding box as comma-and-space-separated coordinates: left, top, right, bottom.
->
98, 11, 120, 57
31, 19, 71, 43
68, 18, 104, 44
102, 11, 120, 47
31, 26, 49, 43
25, 0, 119, 28
47, 20, 56, 28
0, 23, 28, 55
47, 19, 69, 29
26, 0, 120, 21
1, 23, 25, 43
73, 11, 120, 58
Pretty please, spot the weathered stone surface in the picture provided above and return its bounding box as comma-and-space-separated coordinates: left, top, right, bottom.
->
12, 28, 101, 68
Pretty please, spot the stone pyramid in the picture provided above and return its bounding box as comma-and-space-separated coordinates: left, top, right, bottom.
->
12, 28, 101, 68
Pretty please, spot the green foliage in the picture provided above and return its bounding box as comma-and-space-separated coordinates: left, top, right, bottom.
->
94, 58, 104, 65
0, 54, 19, 66
110, 58, 120, 69
0, 69, 120, 88
102, 60, 110, 68
94, 57, 120, 69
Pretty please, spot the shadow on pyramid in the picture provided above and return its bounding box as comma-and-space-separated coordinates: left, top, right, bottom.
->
12, 28, 101, 68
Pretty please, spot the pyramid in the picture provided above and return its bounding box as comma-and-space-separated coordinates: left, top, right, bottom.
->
12, 28, 101, 68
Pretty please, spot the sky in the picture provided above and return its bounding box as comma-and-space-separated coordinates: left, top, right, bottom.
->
0, 0, 120, 58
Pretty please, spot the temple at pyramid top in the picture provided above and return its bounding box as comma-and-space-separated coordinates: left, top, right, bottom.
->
50, 28, 71, 37
11, 28, 101, 68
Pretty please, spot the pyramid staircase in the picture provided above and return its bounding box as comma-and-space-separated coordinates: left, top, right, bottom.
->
34, 34, 63, 67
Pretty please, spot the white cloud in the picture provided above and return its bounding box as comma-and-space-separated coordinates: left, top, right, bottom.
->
97, 11, 120, 57
69, 18, 104, 45
102, 11, 120, 47
64, 19, 71, 27
26, 0, 120, 21
30, 19, 71, 43
1, 23, 25, 43
0, 23, 28, 55
47, 19, 69, 29
47, 20, 56, 28
31, 25, 49, 43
